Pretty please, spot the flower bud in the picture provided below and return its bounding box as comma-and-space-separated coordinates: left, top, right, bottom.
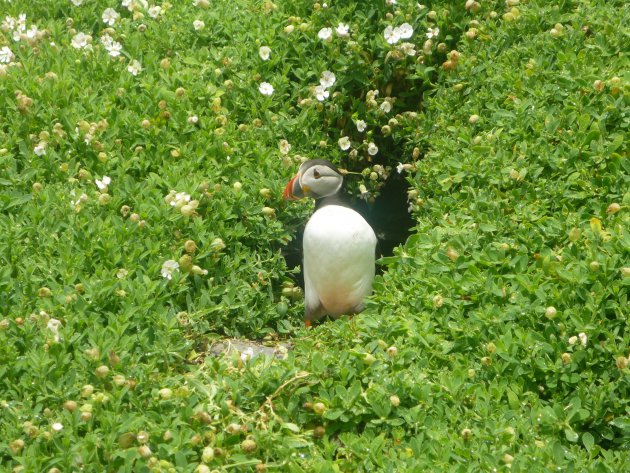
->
606, 203, 620, 214
262, 206, 275, 217
158, 388, 173, 400
312, 402, 326, 415
33, 182, 43, 192
389, 395, 400, 407
184, 240, 197, 253
468, 114, 480, 124
363, 353, 376, 365
137, 445, 152, 458
241, 439, 257, 453
63, 400, 77, 412
461, 428, 472, 440
201, 446, 214, 462
95, 365, 110, 378
545, 306, 557, 319
561, 352, 571, 364
387, 346, 398, 358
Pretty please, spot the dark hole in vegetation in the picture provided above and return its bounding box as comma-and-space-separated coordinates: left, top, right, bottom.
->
282, 171, 415, 289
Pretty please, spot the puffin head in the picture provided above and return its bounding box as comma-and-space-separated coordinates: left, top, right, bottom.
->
283, 159, 343, 201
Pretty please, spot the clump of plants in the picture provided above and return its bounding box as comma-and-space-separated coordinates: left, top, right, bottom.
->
0, 0, 628, 471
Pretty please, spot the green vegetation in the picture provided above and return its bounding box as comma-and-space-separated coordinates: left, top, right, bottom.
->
0, 0, 628, 471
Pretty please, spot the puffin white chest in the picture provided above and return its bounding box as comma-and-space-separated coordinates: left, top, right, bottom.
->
302, 205, 377, 320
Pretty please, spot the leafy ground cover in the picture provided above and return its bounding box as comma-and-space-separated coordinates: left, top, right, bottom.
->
0, 0, 628, 471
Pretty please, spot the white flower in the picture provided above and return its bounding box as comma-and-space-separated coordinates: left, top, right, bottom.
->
71, 0, 84, 5
398, 23, 413, 39
193, 19, 205, 30
188, 115, 199, 124
336, 23, 349, 37
240, 347, 254, 361
279, 139, 291, 155
386, 0, 397, 5
259, 82, 274, 96
102, 8, 120, 26
52, 422, 64, 432
127, 59, 142, 75
161, 260, 179, 280
314, 85, 329, 101
71, 32, 90, 49
95, 176, 111, 190
397, 163, 405, 174
166, 190, 191, 209
338, 136, 351, 151
259, 46, 271, 60
578, 332, 588, 347
399, 42, 416, 56
568, 336, 578, 346
107, 41, 122, 57
320, 70, 336, 88
318, 27, 332, 41
426, 27, 439, 39
47, 318, 62, 342
34, 142, 47, 156
0, 46, 14, 64
356, 120, 367, 132
101, 35, 122, 57
25, 25, 39, 40
148, 5, 162, 19
367, 142, 378, 156
384, 25, 400, 44
380, 101, 392, 113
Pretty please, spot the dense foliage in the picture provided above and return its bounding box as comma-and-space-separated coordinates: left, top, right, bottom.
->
0, 0, 627, 471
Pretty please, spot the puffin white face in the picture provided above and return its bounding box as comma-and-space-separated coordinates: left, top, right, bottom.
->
284, 160, 343, 200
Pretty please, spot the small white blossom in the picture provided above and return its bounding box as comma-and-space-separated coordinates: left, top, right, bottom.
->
426, 27, 439, 39
187, 115, 199, 124
380, 101, 392, 113
568, 336, 578, 346
314, 85, 329, 101
148, 5, 162, 19
367, 142, 378, 156
279, 139, 291, 155
336, 23, 349, 37
101, 34, 122, 57
320, 70, 336, 88
47, 318, 62, 342
386, 0, 397, 5
165, 190, 191, 209
397, 163, 405, 174
0, 46, 14, 64
398, 23, 413, 39
400, 42, 416, 56
193, 19, 205, 30
259, 46, 271, 60
338, 136, 351, 151
161, 260, 179, 280
71, 0, 85, 5
95, 176, 111, 190
318, 27, 333, 41
259, 82, 274, 96
356, 120, 367, 132
71, 32, 90, 49
240, 347, 254, 362
127, 59, 142, 75
34, 142, 47, 156
384, 25, 400, 44
52, 422, 64, 432
578, 332, 588, 347
102, 8, 120, 26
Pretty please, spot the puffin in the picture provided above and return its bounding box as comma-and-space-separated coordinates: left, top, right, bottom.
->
284, 159, 377, 327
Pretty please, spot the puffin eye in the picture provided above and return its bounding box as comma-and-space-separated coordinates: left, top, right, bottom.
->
312, 168, 321, 179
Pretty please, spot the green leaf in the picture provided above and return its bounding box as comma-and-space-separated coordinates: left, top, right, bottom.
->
582, 432, 594, 452
564, 428, 579, 443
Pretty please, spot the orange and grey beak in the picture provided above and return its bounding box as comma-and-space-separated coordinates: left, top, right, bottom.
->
283, 174, 304, 200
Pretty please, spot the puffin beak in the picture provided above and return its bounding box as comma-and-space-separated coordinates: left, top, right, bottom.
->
283, 174, 304, 200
